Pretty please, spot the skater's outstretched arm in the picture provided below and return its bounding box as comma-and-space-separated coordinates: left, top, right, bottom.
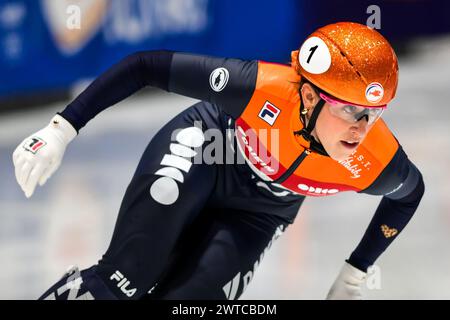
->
12, 50, 258, 198
61, 51, 258, 131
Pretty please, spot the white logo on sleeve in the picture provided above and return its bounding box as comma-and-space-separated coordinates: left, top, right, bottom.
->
209, 67, 229, 92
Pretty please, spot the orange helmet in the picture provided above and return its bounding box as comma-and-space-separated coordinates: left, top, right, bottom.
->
291, 22, 398, 107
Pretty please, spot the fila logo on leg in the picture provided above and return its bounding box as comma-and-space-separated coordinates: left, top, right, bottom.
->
258, 101, 280, 126
110, 270, 137, 298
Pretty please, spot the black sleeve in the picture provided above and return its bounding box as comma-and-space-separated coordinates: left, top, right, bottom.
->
168, 52, 257, 118
60, 50, 258, 132
347, 146, 425, 272
358, 146, 419, 199
60, 50, 174, 132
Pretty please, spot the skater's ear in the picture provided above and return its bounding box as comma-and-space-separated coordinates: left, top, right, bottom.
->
300, 82, 320, 113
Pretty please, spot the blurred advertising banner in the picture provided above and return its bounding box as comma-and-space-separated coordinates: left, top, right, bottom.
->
302, 0, 450, 41
0, 0, 304, 101
1, 0, 448, 102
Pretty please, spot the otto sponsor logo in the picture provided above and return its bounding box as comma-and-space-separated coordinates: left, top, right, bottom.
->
150, 125, 205, 205
365, 82, 384, 103
110, 270, 137, 297
23, 137, 46, 154
297, 183, 339, 195
236, 125, 277, 174
210, 67, 229, 92
258, 101, 280, 126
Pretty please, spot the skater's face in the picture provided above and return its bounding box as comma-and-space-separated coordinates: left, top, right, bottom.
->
300, 83, 375, 161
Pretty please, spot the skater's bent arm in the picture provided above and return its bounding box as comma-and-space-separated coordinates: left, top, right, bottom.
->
60, 51, 258, 132
347, 147, 425, 272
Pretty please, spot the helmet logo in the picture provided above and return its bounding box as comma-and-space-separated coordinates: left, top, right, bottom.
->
365, 82, 384, 103
299, 36, 331, 74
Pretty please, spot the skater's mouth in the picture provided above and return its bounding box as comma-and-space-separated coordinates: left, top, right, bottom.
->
340, 140, 359, 150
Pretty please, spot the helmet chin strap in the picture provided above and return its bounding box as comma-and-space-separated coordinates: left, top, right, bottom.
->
295, 97, 330, 157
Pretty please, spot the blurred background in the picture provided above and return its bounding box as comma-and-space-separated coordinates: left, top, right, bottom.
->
0, 0, 449, 299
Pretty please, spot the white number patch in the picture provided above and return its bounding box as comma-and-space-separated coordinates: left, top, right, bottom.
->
299, 36, 331, 75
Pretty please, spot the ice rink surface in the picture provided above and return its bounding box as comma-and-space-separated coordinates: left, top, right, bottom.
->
1, 37, 449, 299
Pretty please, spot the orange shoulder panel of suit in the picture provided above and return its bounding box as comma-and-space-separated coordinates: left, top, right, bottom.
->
238, 61, 400, 191
254, 61, 301, 100
297, 119, 399, 190
238, 61, 303, 165
359, 118, 399, 166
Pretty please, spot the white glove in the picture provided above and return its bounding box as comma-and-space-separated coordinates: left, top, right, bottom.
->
326, 262, 367, 300
12, 114, 77, 198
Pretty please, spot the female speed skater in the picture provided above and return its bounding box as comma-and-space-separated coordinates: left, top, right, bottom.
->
13, 22, 424, 300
